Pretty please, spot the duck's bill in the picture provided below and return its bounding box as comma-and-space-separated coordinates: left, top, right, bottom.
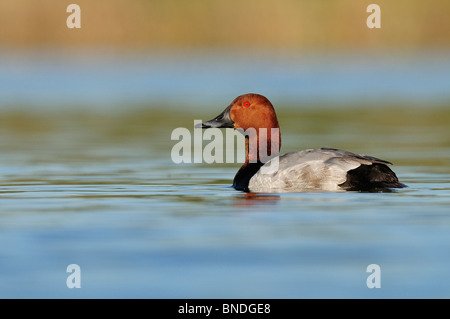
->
195, 106, 234, 128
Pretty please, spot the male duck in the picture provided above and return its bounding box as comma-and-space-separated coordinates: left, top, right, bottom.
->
197, 93, 405, 193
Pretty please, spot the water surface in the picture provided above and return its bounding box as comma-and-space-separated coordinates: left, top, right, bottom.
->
0, 105, 449, 298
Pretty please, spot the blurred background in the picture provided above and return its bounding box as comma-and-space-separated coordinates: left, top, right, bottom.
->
1, 0, 449, 49
1, 0, 449, 109
0, 0, 448, 168
0, 0, 449, 298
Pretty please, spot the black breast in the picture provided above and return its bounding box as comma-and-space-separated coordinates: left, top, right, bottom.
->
232, 162, 264, 192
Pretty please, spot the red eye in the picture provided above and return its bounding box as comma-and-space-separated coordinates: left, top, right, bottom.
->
243, 102, 250, 107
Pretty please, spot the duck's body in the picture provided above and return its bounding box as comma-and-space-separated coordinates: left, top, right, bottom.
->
197, 93, 405, 193
244, 148, 403, 192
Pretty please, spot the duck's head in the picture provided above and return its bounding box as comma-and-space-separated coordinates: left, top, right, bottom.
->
196, 93, 280, 131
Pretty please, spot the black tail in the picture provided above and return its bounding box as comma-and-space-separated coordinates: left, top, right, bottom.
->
339, 163, 406, 192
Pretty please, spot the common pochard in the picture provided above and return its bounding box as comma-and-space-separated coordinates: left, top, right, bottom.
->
197, 93, 405, 193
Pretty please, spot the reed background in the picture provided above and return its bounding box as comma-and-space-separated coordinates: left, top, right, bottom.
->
0, 0, 448, 50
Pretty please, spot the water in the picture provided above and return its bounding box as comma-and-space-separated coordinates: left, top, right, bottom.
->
0, 51, 449, 298
1, 50, 449, 109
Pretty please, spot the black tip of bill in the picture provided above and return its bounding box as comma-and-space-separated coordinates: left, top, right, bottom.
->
196, 106, 234, 129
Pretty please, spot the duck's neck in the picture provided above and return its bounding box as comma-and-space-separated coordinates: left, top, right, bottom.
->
232, 161, 264, 192
233, 130, 281, 192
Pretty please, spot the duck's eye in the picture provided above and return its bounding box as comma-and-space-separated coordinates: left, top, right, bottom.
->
243, 102, 250, 107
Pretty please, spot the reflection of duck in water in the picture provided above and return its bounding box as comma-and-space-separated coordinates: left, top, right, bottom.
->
232, 193, 281, 207
197, 93, 405, 193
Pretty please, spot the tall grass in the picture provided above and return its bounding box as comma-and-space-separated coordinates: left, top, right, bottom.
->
0, 0, 449, 50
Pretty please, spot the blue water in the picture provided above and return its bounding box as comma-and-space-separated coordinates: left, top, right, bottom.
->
1, 50, 449, 109
0, 50, 449, 298
0, 162, 449, 298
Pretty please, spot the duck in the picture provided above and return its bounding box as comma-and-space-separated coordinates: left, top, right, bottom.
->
196, 93, 405, 193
